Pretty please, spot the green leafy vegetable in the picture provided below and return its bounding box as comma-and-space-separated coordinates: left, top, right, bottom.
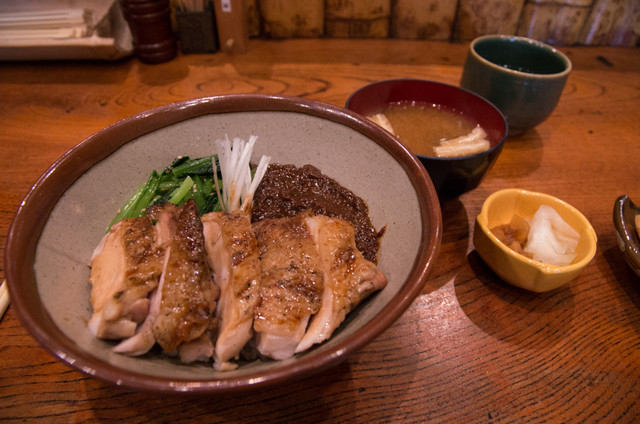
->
107, 135, 270, 232
107, 156, 221, 231
168, 175, 195, 204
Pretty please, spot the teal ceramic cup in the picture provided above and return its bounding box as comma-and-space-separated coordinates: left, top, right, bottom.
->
460, 35, 572, 135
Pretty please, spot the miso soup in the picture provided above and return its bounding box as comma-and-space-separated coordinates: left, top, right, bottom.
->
377, 102, 484, 157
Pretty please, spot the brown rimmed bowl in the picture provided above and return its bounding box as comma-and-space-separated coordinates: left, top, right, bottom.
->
5, 94, 442, 394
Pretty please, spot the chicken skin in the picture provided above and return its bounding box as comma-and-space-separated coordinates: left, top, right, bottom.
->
88, 216, 164, 340
296, 215, 387, 353
202, 210, 261, 370
252, 212, 324, 360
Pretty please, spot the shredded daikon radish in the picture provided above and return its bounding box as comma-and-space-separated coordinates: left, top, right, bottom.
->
523, 205, 580, 267
213, 135, 271, 213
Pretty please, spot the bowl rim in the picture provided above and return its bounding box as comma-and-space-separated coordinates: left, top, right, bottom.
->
344, 77, 508, 161
5, 93, 442, 394
613, 194, 640, 275
469, 34, 573, 80
476, 188, 597, 274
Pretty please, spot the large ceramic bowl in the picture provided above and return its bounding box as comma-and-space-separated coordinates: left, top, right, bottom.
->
5, 94, 442, 394
345, 78, 507, 198
613, 195, 640, 278
474, 188, 597, 292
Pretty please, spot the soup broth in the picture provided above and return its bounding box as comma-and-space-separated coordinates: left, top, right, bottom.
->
380, 102, 480, 157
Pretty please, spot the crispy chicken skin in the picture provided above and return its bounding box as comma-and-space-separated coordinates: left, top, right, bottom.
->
112, 203, 175, 356
88, 216, 164, 340
252, 211, 324, 360
296, 215, 387, 353
112, 201, 219, 359
201, 211, 261, 370
151, 201, 219, 353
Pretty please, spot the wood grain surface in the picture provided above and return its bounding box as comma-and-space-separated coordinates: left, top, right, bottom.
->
1, 39, 639, 423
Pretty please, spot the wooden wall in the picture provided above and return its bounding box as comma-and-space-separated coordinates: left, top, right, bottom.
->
243, 0, 640, 46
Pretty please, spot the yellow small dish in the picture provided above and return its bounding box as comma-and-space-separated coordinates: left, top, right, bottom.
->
474, 189, 597, 292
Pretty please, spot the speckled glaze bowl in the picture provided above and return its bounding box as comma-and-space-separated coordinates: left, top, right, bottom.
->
5, 94, 442, 394
613, 195, 640, 278
474, 189, 597, 293
345, 78, 507, 198
460, 35, 572, 135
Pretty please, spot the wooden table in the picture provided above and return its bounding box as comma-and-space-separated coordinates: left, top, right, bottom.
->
1, 39, 639, 423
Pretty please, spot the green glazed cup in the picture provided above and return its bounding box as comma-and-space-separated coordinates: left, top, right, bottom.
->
460, 35, 572, 135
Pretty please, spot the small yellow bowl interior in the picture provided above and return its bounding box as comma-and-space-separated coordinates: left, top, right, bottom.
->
474, 188, 597, 292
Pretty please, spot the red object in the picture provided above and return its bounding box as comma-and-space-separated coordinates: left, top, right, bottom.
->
346, 78, 508, 198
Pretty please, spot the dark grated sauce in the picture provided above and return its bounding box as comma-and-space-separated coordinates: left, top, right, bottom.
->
251, 164, 383, 263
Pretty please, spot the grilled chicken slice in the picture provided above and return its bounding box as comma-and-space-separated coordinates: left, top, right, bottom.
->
113, 201, 219, 359
112, 269, 165, 356
252, 211, 324, 360
201, 211, 261, 370
296, 215, 387, 353
113, 204, 175, 356
88, 216, 164, 340
177, 331, 215, 364
151, 200, 219, 354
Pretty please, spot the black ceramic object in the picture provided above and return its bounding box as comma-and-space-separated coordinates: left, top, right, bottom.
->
613, 195, 640, 278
